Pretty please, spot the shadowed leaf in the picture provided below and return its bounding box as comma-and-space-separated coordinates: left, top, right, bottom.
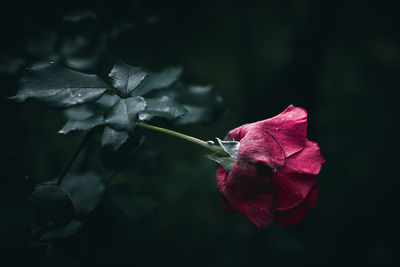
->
101, 126, 130, 151
146, 83, 224, 124
207, 154, 236, 172
58, 114, 104, 134
40, 220, 82, 241
139, 96, 187, 121
61, 172, 105, 218
11, 63, 110, 108
131, 66, 182, 97
94, 93, 120, 110
104, 96, 146, 131
29, 184, 75, 229
216, 138, 240, 158
63, 105, 96, 120
109, 60, 147, 96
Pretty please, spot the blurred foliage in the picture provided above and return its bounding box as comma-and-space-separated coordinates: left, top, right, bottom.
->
1, 0, 399, 266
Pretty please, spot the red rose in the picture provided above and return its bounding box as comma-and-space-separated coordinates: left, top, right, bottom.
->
216, 105, 324, 229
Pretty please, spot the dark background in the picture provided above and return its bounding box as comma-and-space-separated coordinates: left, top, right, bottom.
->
1, 0, 399, 266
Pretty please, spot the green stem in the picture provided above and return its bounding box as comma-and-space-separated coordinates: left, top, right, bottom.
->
138, 123, 225, 155
56, 129, 93, 185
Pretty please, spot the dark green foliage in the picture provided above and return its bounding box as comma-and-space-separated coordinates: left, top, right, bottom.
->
49, 60, 224, 150
29, 185, 75, 229
12, 56, 224, 152
104, 97, 147, 131
207, 154, 236, 171
11, 63, 111, 108
147, 83, 225, 125
207, 138, 239, 171
216, 137, 239, 158
59, 114, 104, 134
93, 93, 120, 111
101, 126, 130, 151
131, 66, 182, 97
109, 60, 147, 97
39, 220, 82, 242
138, 96, 187, 121
61, 172, 105, 219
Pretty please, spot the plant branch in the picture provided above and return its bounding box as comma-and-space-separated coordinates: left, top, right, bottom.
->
56, 129, 93, 185
138, 122, 226, 155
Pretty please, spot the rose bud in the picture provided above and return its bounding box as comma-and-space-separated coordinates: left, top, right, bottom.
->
215, 105, 324, 229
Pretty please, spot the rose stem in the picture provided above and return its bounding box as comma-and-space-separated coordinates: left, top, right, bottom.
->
55, 129, 94, 185
138, 122, 226, 155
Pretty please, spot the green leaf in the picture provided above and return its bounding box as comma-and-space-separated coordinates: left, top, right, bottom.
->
207, 139, 239, 171
207, 154, 236, 172
216, 138, 240, 158
11, 63, 110, 108
176, 84, 224, 124
146, 83, 224, 124
61, 172, 105, 218
40, 220, 82, 241
93, 93, 120, 110
175, 104, 217, 124
58, 113, 104, 134
131, 66, 182, 97
101, 126, 130, 151
139, 96, 187, 121
109, 60, 147, 97
63, 104, 96, 120
29, 184, 75, 229
104, 96, 146, 131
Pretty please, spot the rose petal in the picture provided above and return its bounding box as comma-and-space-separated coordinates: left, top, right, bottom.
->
216, 106, 323, 229
216, 166, 237, 213
224, 163, 276, 229
274, 184, 318, 226
304, 182, 318, 208
216, 166, 227, 193
261, 105, 308, 157
229, 123, 285, 170
284, 140, 324, 175
227, 124, 247, 141
273, 172, 316, 210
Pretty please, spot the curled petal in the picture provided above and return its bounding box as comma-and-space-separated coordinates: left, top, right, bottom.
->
261, 105, 308, 157
284, 140, 324, 175
214, 105, 323, 229
226, 124, 247, 141
273, 172, 316, 210
216, 166, 237, 213
233, 124, 285, 170
216, 166, 227, 193
274, 184, 318, 226
224, 163, 275, 229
